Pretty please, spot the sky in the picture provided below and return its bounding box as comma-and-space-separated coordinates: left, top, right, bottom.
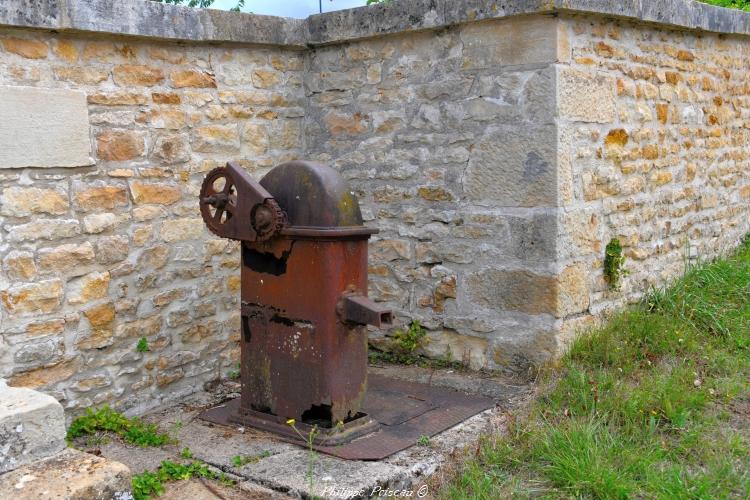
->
211, 0, 369, 18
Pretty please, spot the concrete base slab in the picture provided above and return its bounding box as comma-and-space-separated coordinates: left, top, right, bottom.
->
160, 478, 284, 500
238, 480, 292, 499
0, 448, 131, 500
176, 420, 299, 470
96, 442, 174, 475
92, 366, 531, 499
239, 449, 408, 498
0, 379, 66, 473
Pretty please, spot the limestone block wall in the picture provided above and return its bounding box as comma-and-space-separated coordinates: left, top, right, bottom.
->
0, 26, 305, 414
557, 14, 750, 336
302, 17, 569, 372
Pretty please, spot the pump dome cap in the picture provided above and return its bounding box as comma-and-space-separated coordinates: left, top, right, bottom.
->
261, 161, 372, 232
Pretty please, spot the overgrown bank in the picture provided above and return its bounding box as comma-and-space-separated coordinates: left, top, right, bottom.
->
702, 0, 750, 12
440, 237, 750, 498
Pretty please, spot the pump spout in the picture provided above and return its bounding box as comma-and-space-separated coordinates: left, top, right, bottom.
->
339, 294, 393, 328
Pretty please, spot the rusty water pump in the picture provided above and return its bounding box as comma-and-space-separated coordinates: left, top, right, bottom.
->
199, 161, 392, 443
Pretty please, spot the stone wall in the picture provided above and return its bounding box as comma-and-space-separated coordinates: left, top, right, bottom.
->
303, 16, 566, 372
1, 0, 749, 414
0, 25, 306, 414
557, 14, 750, 337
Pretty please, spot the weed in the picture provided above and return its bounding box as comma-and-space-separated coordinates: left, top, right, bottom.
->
287, 419, 320, 496
393, 320, 427, 353
227, 362, 240, 380
604, 238, 628, 289
334, 420, 345, 433
67, 406, 171, 447
180, 447, 193, 459
417, 435, 431, 447
132, 459, 230, 500
369, 320, 467, 369
216, 472, 235, 487
369, 348, 466, 370
169, 420, 183, 438
83, 434, 110, 447
132, 470, 164, 500
231, 450, 271, 467
136, 337, 150, 353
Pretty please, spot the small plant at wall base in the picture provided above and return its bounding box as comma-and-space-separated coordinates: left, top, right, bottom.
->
369, 320, 429, 365
369, 320, 468, 370
604, 238, 628, 290
393, 320, 428, 354
67, 406, 171, 447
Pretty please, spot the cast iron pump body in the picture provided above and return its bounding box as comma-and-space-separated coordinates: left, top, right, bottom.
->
200, 161, 391, 441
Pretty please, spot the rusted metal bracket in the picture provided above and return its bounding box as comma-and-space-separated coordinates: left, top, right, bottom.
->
338, 293, 393, 328
199, 162, 286, 242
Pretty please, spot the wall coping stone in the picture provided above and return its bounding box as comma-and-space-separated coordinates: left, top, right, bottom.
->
0, 0, 308, 47
308, 0, 750, 44
2, 0, 750, 48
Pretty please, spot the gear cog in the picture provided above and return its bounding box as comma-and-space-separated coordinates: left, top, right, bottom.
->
251, 198, 286, 241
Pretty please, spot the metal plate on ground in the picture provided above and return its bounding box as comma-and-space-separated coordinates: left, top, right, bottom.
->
199, 373, 495, 461
362, 383, 436, 426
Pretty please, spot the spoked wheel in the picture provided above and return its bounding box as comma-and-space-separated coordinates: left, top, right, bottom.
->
200, 167, 238, 238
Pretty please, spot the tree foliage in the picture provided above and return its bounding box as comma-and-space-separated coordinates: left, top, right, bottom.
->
151, 0, 396, 12
150, 0, 246, 12
147, 1, 750, 15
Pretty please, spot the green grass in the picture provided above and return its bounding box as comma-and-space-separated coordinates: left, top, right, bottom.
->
701, 0, 750, 12
67, 406, 172, 447
440, 236, 750, 499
